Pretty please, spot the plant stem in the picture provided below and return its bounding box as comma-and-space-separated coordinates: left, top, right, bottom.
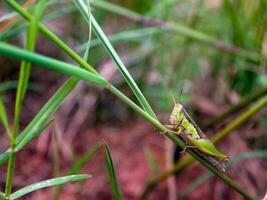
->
141, 94, 267, 199
4, 148, 15, 197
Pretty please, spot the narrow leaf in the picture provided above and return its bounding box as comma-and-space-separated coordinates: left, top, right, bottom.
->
0, 42, 108, 87
0, 78, 78, 166
0, 120, 52, 165
0, 150, 11, 165
0, 97, 12, 140
16, 78, 79, 145
15, 120, 53, 152
104, 143, 122, 200
55, 143, 101, 197
75, 0, 157, 119
68, 143, 101, 175
9, 174, 91, 200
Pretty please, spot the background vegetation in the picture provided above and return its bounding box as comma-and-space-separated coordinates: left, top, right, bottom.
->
0, 0, 267, 199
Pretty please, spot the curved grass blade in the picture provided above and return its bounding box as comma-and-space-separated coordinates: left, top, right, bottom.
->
74, 0, 157, 119
9, 174, 91, 200
0, 97, 12, 140
0, 78, 78, 166
0, 42, 108, 87
104, 142, 122, 200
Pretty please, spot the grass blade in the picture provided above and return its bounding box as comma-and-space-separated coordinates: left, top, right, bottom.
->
15, 120, 53, 152
76, 27, 161, 51
104, 142, 122, 200
9, 174, 92, 200
5, 2, 47, 196
0, 150, 11, 165
16, 78, 78, 145
75, 0, 157, 119
0, 120, 52, 165
0, 97, 12, 140
0, 42, 108, 87
4, 0, 98, 74
68, 143, 101, 175
55, 143, 101, 198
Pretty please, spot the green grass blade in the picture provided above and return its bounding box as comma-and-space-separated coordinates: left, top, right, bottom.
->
4, 0, 98, 74
15, 120, 53, 152
75, 0, 157, 119
104, 142, 122, 200
0, 97, 12, 140
0, 43, 108, 87
9, 174, 92, 200
55, 143, 101, 198
16, 78, 79, 145
0, 120, 52, 165
0, 150, 11, 165
76, 27, 161, 51
0, 78, 79, 167
68, 143, 101, 175
12, 0, 47, 140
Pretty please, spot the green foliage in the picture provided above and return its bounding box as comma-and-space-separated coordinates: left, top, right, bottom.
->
104, 143, 122, 200
1, 0, 266, 199
9, 174, 91, 200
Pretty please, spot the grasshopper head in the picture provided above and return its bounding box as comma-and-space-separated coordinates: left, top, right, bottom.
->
169, 103, 184, 125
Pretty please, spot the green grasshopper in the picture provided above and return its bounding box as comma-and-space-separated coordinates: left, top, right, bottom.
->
166, 102, 229, 171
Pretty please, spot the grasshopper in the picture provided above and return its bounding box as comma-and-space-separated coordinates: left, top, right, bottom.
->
166, 102, 229, 171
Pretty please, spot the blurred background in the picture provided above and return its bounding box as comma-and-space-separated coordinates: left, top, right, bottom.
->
0, 0, 267, 199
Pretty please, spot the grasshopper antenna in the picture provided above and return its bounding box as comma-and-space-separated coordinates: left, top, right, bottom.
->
178, 87, 184, 103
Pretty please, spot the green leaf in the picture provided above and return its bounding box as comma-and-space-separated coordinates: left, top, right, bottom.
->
16, 78, 79, 145
4, 0, 98, 74
104, 142, 122, 200
68, 143, 101, 175
0, 97, 12, 140
55, 143, 101, 197
15, 120, 53, 152
12, 0, 47, 141
0, 150, 11, 165
9, 174, 91, 200
0, 120, 52, 165
0, 78, 78, 166
0, 42, 108, 87
75, 0, 157, 119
